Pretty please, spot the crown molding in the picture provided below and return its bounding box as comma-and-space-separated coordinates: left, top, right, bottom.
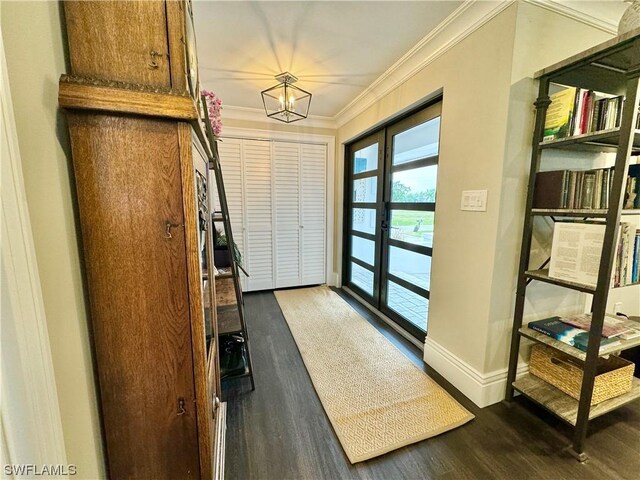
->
223, 0, 620, 132
221, 104, 337, 130
523, 0, 619, 35
333, 0, 515, 128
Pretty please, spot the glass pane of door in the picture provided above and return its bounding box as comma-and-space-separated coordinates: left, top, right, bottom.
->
381, 104, 440, 338
344, 134, 383, 302
343, 102, 441, 341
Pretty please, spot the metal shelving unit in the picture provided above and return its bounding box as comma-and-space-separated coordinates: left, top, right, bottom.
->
201, 97, 255, 391
505, 28, 640, 461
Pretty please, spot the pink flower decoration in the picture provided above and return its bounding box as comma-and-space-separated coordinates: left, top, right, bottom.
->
202, 90, 223, 136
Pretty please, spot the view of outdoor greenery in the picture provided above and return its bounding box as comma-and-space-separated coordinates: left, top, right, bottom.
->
391, 181, 436, 203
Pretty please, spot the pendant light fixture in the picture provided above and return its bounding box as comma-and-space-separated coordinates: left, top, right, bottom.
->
261, 72, 312, 123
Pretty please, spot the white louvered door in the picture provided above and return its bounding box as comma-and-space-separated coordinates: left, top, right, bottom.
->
242, 140, 274, 290
273, 142, 301, 288
300, 144, 327, 285
217, 137, 326, 291
217, 138, 246, 289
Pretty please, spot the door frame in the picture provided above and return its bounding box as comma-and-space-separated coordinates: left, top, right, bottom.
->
343, 130, 385, 306
1, 34, 68, 468
342, 98, 442, 341
221, 127, 336, 287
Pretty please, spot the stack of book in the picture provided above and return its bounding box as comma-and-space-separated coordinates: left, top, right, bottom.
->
543, 86, 633, 142
528, 314, 640, 353
614, 222, 640, 287
533, 165, 640, 210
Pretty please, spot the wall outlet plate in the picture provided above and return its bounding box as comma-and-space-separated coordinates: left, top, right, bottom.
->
461, 190, 487, 211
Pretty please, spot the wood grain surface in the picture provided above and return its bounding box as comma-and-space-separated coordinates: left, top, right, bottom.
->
58, 78, 198, 120
66, 113, 200, 479
64, 1, 171, 87
178, 122, 213, 479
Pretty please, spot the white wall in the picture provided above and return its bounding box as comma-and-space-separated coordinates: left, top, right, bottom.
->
1, 2, 105, 477
335, 2, 618, 406
337, 3, 520, 386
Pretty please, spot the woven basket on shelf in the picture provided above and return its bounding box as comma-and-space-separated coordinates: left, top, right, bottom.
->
529, 345, 634, 405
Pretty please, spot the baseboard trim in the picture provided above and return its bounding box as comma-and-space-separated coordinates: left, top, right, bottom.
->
341, 287, 424, 350
423, 337, 528, 408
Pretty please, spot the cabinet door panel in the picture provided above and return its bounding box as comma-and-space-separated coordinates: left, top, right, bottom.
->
67, 114, 199, 479
273, 142, 301, 288
244, 140, 274, 291
217, 139, 246, 288
300, 144, 327, 285
64, 1, 171, 87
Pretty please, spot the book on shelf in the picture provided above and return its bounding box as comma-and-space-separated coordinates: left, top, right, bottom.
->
542, 86, 628, 142
548, 221, 640, 287
559, 313, 637, 338
620, 328, 640, 340
613, 223, 640, 287
543, 87, 577, 141
532, 165, 640, 210
528, 317, 621, 352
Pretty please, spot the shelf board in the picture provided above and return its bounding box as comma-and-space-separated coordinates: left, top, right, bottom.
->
539, 129, 640, 154
513, 374, 640, 426
531, 208, 640, 218
215, 271, 233, 280
217, 304, 242, 336
519, 326, 640, 360
525, 269, 596, 294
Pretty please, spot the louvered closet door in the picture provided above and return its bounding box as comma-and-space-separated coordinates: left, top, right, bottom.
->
217, 139, 246, 288
243, 140, 274, 290
273, 142, 302, 288
300, 144, 327, 285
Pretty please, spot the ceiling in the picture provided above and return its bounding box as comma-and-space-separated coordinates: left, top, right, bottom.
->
193, 1, 464, 118
193, 1, 628, 120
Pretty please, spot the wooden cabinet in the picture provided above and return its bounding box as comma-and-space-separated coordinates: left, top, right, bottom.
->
59, 2, 223, 478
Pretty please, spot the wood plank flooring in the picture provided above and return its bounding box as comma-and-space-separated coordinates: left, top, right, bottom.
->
223, 290, 640, 480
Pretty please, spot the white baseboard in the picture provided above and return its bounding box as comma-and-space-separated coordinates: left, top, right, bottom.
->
423, 337, 528, 408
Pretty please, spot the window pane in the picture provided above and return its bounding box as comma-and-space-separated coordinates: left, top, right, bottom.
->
392, 117, 440, 165
389, 211, 434, 248
352, 208, 376, 235
351, 235, 375, 266
388, 246, 431, 291
351, 262, 373, 295
387, 280, 428, 331
353, 144, 378, 173
353, 176, 377, 203
391, 165, 437, 203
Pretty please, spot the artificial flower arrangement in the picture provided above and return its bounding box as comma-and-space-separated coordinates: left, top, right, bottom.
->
202, 90, 223, 137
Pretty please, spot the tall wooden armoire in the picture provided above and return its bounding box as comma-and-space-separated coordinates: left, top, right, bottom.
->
58, 1, 224, 478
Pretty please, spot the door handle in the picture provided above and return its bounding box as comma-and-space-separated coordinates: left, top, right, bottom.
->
381, 201, 389, 230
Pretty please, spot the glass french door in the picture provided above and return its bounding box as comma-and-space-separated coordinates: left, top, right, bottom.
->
344, 102, 441, 340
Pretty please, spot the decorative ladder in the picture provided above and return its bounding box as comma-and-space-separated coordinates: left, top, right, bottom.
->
201, 96, 255, 391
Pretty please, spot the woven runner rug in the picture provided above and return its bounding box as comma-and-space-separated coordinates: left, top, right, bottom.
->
274, 286, 474, 463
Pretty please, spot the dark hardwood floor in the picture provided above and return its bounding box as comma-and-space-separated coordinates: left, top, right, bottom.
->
223, 290, 640, 480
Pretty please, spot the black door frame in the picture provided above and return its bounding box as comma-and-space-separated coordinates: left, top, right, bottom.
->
343, 99, 442, 341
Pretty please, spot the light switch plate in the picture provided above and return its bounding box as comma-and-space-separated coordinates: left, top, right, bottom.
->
461, 190, 487, 211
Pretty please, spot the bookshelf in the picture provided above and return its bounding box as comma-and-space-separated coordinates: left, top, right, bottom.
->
505, 28, 640, 462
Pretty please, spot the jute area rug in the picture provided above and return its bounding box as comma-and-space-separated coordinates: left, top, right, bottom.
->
274, 286, 474, 464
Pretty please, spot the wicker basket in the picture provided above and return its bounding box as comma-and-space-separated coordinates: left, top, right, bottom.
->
529, 345, 634, 405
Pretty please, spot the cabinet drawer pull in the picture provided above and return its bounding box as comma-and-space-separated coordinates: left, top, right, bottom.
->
164, 222, 182, 239
148, 50, 162, 69
177, 397, 186, 416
